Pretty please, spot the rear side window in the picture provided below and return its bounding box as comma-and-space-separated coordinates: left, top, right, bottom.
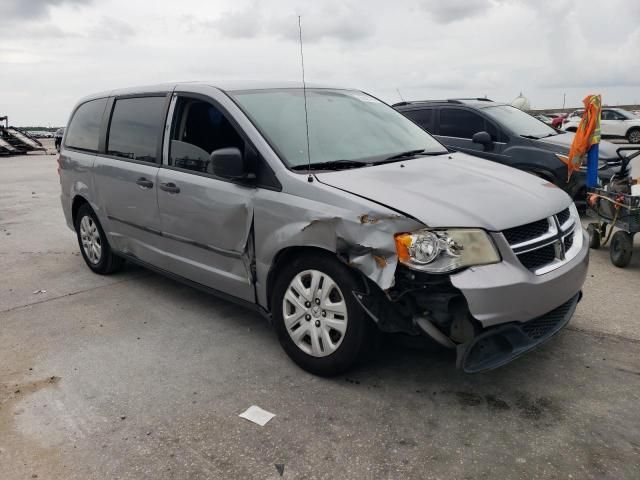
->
439, 109, 485, 139
65, 98, 107, 152
107, 96, 166, 162
403, 109, 434, 133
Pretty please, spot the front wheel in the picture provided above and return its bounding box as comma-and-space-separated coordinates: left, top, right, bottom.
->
587, 223, 601, 249
610, 231, 633, 268
627, 128, 640, 144
271, 252, 372, 376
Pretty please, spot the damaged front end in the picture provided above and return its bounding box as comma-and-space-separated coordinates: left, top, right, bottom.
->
352, 266, 580, 374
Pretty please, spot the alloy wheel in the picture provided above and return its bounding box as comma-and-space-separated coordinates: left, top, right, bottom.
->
79, 215, 102, 264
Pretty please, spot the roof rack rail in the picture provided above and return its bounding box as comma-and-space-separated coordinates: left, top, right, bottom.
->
447, 97, 494, 102
392, 98, 493, 108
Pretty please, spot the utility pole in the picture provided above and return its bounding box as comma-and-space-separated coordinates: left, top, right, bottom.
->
562, 92, 566, 112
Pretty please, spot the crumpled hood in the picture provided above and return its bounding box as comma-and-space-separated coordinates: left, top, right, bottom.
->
316, 152, 571, 231
536, 132, 620, 160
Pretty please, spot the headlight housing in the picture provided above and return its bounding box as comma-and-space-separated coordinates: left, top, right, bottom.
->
394, 229, 500, 273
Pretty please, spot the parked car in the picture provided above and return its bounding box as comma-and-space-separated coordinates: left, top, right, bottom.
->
59, 83, 588, 375
534, 114, 553, 125
393, 98, 620, 202
562, 107, 640, 143
550, 113, 567, 129
54, 127, 65, 152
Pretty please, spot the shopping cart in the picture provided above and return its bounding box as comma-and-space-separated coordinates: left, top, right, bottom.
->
586, 146, 640, 267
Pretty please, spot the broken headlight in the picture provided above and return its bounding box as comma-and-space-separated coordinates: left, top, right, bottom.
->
394, 229, 500, 273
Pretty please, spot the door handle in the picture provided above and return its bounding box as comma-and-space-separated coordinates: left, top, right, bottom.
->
159, 182, 180, 194
136, 177, 154, 189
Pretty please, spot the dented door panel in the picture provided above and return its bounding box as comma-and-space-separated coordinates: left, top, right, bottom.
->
156, 168, 256, 302
252, 184, 423, 309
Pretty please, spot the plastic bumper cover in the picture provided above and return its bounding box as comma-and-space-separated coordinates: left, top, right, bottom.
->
450, 229, 589, 327
457, 292, 580, 373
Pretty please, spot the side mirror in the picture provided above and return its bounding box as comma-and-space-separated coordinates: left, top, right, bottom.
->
210, 147, 254, 181
472, 131, 492, 146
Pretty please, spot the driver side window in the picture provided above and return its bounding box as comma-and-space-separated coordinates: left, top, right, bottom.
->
169, 97, 244, 174
439, 108, 485, 139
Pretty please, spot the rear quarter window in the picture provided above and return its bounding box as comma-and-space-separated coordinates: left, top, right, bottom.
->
64, 98, 108, 152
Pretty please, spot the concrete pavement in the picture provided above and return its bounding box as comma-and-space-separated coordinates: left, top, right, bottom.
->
1, 148, 639, 479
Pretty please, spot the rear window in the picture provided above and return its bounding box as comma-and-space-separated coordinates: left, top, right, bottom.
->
107, 96, 166, 162
64, 98, 107, 152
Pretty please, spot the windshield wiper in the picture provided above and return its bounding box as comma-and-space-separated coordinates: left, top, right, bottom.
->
291, 159, 368, 171
520, 134, 541, 140
384, 149, 426, 160
373, 149, 447, 165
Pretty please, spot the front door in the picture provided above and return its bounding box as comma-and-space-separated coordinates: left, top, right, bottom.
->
436, 107, 509, 163
155, 94, 255, 302
601, 109, 626, 137
94, 95, 168, 264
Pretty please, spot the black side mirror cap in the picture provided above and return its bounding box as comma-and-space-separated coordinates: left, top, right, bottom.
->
210, 147, 255, 181
472, 131, 492, 145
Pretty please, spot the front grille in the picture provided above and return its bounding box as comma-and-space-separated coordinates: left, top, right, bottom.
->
521, 296, 576, 340
564, 234, 574, 251
518, 244, 556, 270
502, 207, 577, 274
503, 218, 549, 245
556, 208, 570, 226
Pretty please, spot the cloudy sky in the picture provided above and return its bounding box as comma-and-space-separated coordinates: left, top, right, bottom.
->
2, 0, 639, 126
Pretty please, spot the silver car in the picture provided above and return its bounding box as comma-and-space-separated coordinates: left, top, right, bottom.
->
59, 82, 589, 375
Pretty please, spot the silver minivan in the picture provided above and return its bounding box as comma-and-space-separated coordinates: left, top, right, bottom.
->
59, 82, 589, 375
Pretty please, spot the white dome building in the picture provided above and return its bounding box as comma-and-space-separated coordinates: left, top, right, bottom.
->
511, 92, 531, 111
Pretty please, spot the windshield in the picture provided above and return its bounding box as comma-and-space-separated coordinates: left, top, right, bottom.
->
483, 105, 557, 138
229, 88, 447, 168
614, 109, 635, 120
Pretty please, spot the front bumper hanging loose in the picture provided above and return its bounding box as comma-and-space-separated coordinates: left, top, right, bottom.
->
456, 292, 581, 373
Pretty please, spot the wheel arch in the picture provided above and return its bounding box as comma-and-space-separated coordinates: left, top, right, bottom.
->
71, 194, 90, 226
626, 126, 640, 140
265, 245, 366, 314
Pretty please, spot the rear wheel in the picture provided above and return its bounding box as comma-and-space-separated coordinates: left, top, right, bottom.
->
271, 252, 372, 376
627, 128, 640, 144
610, 231, 633, 268
75, 204, 123, 274
587, 223, 601, 249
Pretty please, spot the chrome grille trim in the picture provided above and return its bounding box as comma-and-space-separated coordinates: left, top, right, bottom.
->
503, 207, 582, 275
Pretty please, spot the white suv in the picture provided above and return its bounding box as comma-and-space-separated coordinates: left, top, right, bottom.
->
562, 107, 640, 144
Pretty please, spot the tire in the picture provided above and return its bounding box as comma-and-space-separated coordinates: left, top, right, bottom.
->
75, 203, 123, 274
610, 231, 633, 268
271, 251, 372, 376
627, 128, 640, 144
587, 224, 601, 249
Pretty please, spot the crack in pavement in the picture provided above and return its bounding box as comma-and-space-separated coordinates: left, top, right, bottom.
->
0, 273, 149, 314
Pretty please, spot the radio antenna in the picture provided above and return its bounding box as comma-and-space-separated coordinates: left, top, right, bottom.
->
298, 15, 313, 182
396, 88, 405, 102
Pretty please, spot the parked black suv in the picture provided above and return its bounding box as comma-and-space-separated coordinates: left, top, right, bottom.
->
394, 99, 620, 201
